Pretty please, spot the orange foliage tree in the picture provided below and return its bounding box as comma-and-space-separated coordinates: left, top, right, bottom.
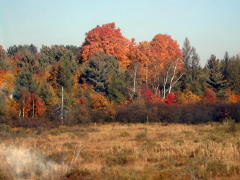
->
80, 23, 131, 66
128, 41, 153, 83
150, 34, 182, 62
225, 90, 240, 104
127, 41, 153, 97
19, 91, 46, 118
150, 34, 183, 98
128, 34, 183, 98
0, 70, 15, 92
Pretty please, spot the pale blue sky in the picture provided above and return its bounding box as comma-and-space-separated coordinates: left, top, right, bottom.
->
1, 0, 240, 65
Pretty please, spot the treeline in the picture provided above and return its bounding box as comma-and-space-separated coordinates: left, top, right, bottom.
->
0, 23, 240, 126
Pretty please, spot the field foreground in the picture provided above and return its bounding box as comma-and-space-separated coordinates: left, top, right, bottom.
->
0, 123, 240, 180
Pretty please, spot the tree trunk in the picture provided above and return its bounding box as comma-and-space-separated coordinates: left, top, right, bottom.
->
61, 86, 64, 124
32, 99, 35, 118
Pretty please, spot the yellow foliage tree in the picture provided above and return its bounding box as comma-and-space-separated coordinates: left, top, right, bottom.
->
90, 92, 115, 116
177, 90, 201, 104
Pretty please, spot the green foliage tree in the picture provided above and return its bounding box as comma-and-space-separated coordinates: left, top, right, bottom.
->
57, 56, 77, 93
39, 45, 77, 68
0, 47, 10, 70
218, 52, 240, 94
206, 55, 227, 99
180, 38, 206, 95
80, 53, 128, 103
15, 71, 39, 98
7, 44, 37, 57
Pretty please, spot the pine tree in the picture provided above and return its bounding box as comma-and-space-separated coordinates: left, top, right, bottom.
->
206, 55, 227, 99
180, 38, 205, 95
80, 53, 128, 103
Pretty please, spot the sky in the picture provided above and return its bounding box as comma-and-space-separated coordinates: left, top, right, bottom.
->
0, 0, 240, 65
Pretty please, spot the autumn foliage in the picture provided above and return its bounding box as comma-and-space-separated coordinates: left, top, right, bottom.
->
177, 91, 201, 104
151, 34, 183, 61
0, 22, 240, 125
203, 88, 217, 103
80, 23, 131, 66
164, 92, 177, 104
19, 91, 46, 117
225, 90, 240, 104
0, 70, 15, 91
141, 88, 162, 103
90, 92, 115, 117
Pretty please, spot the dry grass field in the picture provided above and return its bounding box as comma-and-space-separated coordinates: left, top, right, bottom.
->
0, 122, 240, 180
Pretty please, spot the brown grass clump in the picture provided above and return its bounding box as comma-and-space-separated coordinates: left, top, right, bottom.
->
0, 123, 240, 179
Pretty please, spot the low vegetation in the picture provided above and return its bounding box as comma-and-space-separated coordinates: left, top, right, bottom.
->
1, 123, 240, 180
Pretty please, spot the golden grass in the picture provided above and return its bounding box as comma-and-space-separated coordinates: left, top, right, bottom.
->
0, 123, 240, 179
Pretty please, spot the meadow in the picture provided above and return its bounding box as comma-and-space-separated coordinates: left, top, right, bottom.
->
0, 122, 240, 180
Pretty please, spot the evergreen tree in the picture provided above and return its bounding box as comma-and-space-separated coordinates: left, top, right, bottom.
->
7, 44, 37, 56
206, 55, 227, 99
15, 70, 39, 98
57, 55, 77, 93
227, 55, 240, 94
80, 53, 128, 103
0, 47, 10, 70
180, 38, 206, 95
221, 51, 230, 80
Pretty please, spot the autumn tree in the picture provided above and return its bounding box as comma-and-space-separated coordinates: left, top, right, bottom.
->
150, 34, 182, 62
225, 90, 240, 104
0, 46, 17, 117
141, 88, 162, 103
127, 41, 154, 100
90, 91, 115, 122
149, 34, 183, 98
177, 90, 201, 104
128, 35, 183, 98
203, 88, 217, 103
164, 92, 177, 104
18, 90, 46, 118
80, 23, 131, 65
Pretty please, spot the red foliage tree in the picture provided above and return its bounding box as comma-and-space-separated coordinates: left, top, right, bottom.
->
164, 92, 177, 104
80, 23, 131, 66
203, 88, 217, 103
141, 88, 162, 103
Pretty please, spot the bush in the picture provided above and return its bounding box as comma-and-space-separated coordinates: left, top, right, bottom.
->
91, 110, 113, 123
116, 102, 240, 124
115, 103, 148, 123
17, 117, 55, 128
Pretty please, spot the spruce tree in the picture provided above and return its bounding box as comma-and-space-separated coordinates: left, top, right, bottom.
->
207, 55, 227, 99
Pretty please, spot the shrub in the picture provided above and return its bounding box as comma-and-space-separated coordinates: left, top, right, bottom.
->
116, 103, 148, 123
